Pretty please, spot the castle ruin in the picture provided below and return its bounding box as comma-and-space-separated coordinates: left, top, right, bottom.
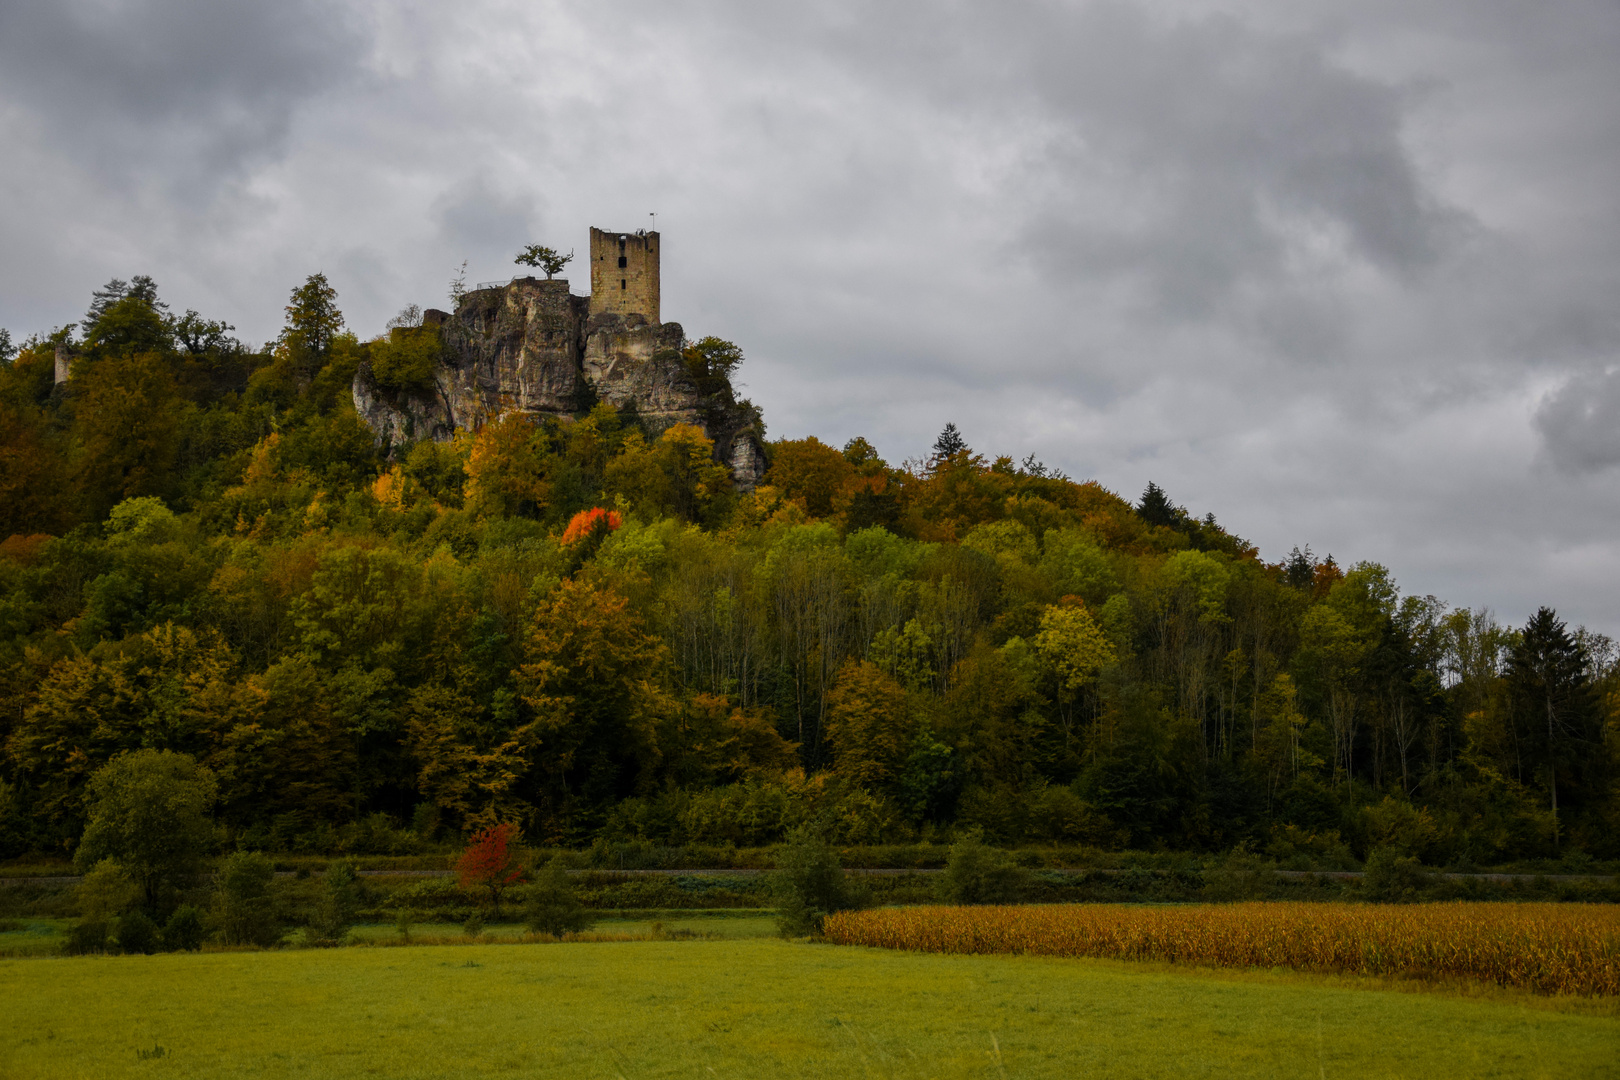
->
352, 227, 767, 489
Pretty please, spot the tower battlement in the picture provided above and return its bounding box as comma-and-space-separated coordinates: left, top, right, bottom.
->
588, 227, 660, 322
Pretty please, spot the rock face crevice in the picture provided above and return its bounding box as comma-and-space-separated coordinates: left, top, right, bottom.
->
352, 276, 766, 490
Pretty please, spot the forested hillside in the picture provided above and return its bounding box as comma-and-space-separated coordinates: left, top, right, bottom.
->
0, 276, 1615, 865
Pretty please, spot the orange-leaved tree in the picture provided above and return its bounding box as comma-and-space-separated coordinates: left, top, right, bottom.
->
560, 506, 622, 545
455, 822, 525, 917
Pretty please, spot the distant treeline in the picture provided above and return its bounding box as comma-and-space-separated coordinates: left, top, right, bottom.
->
0, 275, 1615, 865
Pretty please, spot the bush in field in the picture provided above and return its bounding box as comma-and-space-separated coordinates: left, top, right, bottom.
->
935, 834, 1030, 904
76, 858, 137, 920
456, 823, 524, 918
311, 861, 360, 943
216, 851, 279, 947
61, 920, 111, 955
1361, 846, 1435, 902
116, 909, 160, 954
66, 858, 135, 954
75, 750, 217, 915
770, 826, 865, 936
1201, 846, 1277, 901
463, 912, 485, 938
523, 857, 593, 938
162, 905, 205, 951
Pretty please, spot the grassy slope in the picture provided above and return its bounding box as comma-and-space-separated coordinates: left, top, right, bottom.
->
2, 937, 1616, 1079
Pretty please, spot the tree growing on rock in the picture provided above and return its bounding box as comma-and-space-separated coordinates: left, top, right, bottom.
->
515, 245, 574, 279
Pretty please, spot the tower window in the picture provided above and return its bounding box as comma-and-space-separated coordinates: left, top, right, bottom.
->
621, 280, 626, 290
618, 256, 627, 268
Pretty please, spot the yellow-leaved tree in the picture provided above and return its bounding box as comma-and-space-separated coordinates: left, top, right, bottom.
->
515, 578, 671, 838
824, 660, 913, 791
1033, 600, 1117, 695
464, 413, 550, 518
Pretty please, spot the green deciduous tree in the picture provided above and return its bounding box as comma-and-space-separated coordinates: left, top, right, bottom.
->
523, 856, 592, 937
515, 245, 574, 279
75, 749, 218, 914
280, 273, 344, 384
823, 660, 913, 790
769, 825, 864, 936
935, 832, 1030, 904
215, 850, 279, 946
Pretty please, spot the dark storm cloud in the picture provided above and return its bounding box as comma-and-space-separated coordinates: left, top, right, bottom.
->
1010, 4, 1462, 312
1, 0, 1618, 632
0, 0, 364, 188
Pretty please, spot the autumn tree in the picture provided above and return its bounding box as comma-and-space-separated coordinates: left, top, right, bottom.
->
516, 578, 670, 833
659, 693, 799, 787
605, 423, 731, 525
456, 822, 525, 917
464, 412, 551, 518
405, 686, 527, 833
766, 436, 855, 519
71, 351, 182, 516
280, 273, 344, 384
681, 336, 744, 398
823, 660, 913, 790
1034, 600, 1117, 693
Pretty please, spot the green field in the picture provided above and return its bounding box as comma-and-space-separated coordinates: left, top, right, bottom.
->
2, 928, 1616, 1079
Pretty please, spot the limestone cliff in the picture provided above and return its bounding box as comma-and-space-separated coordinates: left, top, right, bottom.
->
352, 276, 767, 489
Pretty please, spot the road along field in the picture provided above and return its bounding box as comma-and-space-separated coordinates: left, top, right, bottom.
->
2, 933, 1617, 1079
823, 902, 1620, 996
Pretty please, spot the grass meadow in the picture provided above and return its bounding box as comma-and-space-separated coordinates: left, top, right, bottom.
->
3, 921, 1618, 1079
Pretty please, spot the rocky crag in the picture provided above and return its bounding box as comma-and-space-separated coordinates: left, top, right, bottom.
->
352, 273, 768, 489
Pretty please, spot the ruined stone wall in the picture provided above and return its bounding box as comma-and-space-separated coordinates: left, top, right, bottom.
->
588, 228, 660, 322
353, 229, 766, 490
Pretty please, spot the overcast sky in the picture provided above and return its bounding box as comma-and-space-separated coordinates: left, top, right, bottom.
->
2, 0, 1617, 635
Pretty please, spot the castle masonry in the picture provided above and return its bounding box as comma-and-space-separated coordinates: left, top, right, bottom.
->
352, 225, 766, 489
588, 228, 659, 322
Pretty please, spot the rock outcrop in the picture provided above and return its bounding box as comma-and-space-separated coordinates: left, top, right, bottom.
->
352, 276, 767, 489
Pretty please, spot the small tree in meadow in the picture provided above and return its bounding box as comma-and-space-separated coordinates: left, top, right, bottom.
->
935, 833, 1029, 905
524, 856, 593, 938
770, 825, 865, 937
312, 861, 361, 943
75, 749, 217, 915
216, 850, 279, 947
457, 823, 525, 918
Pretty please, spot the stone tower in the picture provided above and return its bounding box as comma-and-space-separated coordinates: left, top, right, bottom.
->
588, 227, 660, 322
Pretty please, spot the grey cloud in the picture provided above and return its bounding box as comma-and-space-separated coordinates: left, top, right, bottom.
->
1536, 368, 1620, 474
0, 0, 364, 190
1009, 4, 1462, 315
434, 182, 544, 268
2, 0, 1619, 634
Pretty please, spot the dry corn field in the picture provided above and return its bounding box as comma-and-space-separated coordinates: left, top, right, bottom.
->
821, 902, 1620, 996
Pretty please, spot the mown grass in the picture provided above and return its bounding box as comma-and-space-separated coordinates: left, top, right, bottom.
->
2, 932, 1617, 1078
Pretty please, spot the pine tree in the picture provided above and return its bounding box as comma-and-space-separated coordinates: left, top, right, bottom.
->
932, 422, 967, 460
1136, 481, 1182, 528
1506, 607, 1604, 841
